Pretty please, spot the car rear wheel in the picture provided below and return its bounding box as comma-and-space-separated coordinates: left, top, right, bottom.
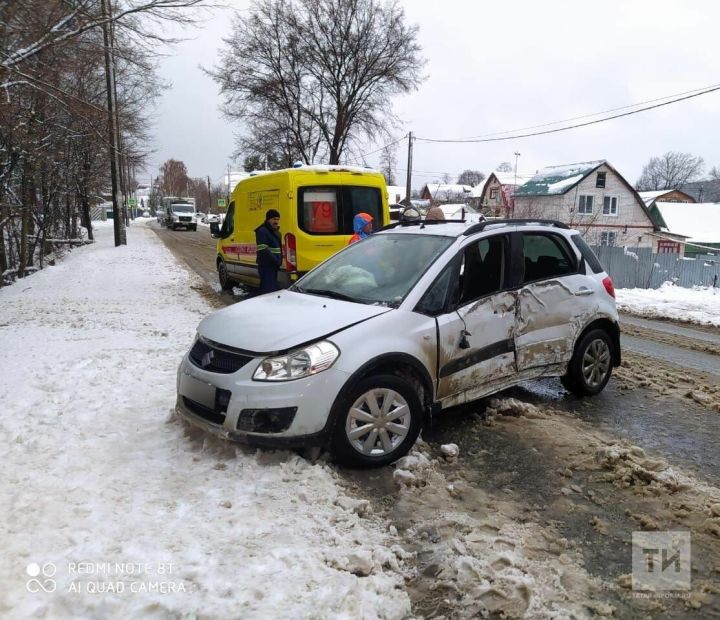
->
218, 259, 234, 291
562, 328, 613, 396
330, 374, 422, 468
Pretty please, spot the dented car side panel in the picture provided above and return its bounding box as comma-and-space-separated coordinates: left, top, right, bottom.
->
436, 291, 517, 402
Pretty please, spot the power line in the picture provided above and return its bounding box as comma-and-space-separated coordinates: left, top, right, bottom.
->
460, 82, 720, 140
345, 134, 408, 164
416, 84, 720, 144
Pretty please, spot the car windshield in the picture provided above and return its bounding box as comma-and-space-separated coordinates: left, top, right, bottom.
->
294, 233, 453, 307
171, 205, 194, 213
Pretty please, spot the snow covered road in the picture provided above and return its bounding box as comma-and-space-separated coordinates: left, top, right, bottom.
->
0, 222, 410, 619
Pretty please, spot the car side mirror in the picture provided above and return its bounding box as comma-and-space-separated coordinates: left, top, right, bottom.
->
210, 222, 221, 237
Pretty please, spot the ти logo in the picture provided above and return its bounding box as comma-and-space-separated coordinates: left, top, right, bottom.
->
632, 531, 691, 591
26, 562, 57, 593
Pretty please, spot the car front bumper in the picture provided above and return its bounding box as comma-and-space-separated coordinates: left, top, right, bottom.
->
175, 353, 350, 447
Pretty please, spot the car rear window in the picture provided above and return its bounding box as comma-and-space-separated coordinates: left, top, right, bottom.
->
298, 186, 382, 235
521, 233, 577, 283
571, 233, 604, 274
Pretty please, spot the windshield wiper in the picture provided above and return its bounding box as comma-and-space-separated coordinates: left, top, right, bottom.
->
299, 288, 364, 303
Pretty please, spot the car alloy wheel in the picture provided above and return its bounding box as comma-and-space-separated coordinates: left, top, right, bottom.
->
331, 374, 422, 468
345, 388, 411, 456
582, 338, 611, 389
562, 328, 613, 396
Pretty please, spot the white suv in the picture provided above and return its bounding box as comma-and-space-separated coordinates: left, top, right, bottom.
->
176, 219, 620, 467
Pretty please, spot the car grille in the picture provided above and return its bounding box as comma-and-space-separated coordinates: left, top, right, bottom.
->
183, 397, 226, 425
179, 216, 191, 222
188, 339, 253, 374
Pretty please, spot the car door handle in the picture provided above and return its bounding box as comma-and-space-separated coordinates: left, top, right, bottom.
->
574, 287, 594, 296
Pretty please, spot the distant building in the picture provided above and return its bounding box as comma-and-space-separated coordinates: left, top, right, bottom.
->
513, 160, 659, 249
420, 183, 473, 204
638, 189, 695, 210
385, 185, 406, 205
469, 172, 534, 217
651, 202, 720, 256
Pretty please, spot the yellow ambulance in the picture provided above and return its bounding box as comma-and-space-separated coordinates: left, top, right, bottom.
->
210, 165, 390, 290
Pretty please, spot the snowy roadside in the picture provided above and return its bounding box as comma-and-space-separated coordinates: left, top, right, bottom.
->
616, 281, 720, 326
0, 221, 411, 619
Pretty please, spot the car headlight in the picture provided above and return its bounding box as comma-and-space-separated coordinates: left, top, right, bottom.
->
253, 341, 339, 381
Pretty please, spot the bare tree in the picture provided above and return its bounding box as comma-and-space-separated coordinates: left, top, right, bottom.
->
709, 166, 720, 182
636, 151, 705, 191
212, 0, 424, 165
379, 145, 397, 186
496, 162, 512, 173
457, 170, 485, 186
0, 0, 212, 283
158, 159, 191, 197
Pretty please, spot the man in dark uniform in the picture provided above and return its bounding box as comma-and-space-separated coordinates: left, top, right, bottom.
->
255, 209, 282, 293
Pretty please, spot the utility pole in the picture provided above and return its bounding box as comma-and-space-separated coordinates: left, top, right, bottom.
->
101, 0, 126, 246
404, 132, 413, 207
226, 163, 231, 204
207, 176, 212, 213
513, 151, 521, 218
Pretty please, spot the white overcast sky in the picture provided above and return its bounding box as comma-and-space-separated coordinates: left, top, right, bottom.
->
144, 0, 720, 189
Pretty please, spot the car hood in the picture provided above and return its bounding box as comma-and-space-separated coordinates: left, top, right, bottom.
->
197, 290, 392, 354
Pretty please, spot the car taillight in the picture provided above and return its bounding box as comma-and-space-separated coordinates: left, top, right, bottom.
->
284, 232, 297, 271
602, 276, 615, 298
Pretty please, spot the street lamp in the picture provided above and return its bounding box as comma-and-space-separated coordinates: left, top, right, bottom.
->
513, 152, 521, 187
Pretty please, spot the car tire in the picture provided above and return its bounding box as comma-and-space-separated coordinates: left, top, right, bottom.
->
218, 259, 234, 291
562, 328, 613, 396
330, 374, 423, 468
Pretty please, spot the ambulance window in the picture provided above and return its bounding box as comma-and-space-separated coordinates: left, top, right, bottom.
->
219, 202, 234, 237
301, 188, 339, 233
298, 186, 383, 235
342, 187, 382, 234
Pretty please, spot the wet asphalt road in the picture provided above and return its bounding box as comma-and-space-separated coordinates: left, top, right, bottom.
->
621, 333, 720, 376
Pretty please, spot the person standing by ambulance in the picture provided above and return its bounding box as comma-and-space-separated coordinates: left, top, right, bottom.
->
255, 209, 282, 293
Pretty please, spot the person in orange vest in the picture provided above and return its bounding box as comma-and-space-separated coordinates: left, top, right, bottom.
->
348, 212, 374, 244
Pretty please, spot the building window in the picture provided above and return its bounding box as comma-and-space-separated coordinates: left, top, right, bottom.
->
602, 196, 618, 216
578, 195, 593, 214
600, 231, 616, 246
490, 188, 499, 200
596, 172, 606, 188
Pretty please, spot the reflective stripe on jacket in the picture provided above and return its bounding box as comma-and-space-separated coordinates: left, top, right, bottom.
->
255, 222, 282, 268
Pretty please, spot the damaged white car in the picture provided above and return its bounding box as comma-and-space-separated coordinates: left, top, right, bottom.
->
176, 219, 620, 467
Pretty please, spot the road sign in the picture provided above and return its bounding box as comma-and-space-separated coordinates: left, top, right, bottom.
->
128, 198, 137, 207
217, 198, 226, 208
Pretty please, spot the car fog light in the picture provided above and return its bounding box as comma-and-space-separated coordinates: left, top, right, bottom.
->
237, 407, 298, 433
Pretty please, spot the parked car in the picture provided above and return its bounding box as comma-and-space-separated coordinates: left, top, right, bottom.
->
176, 219, 620, 467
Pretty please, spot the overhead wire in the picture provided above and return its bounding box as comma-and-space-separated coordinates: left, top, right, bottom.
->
416, 84, 720, 144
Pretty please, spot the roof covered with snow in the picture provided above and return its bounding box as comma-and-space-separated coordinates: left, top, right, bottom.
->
653, 202, 720, 243
470, 178, 489, 198
638, 189, 695, 207
423, 183, 473, 201
386, 185, 406, 203
514, 161, 604, 196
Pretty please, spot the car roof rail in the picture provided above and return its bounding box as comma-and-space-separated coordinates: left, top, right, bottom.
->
462, 218, 569, 236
